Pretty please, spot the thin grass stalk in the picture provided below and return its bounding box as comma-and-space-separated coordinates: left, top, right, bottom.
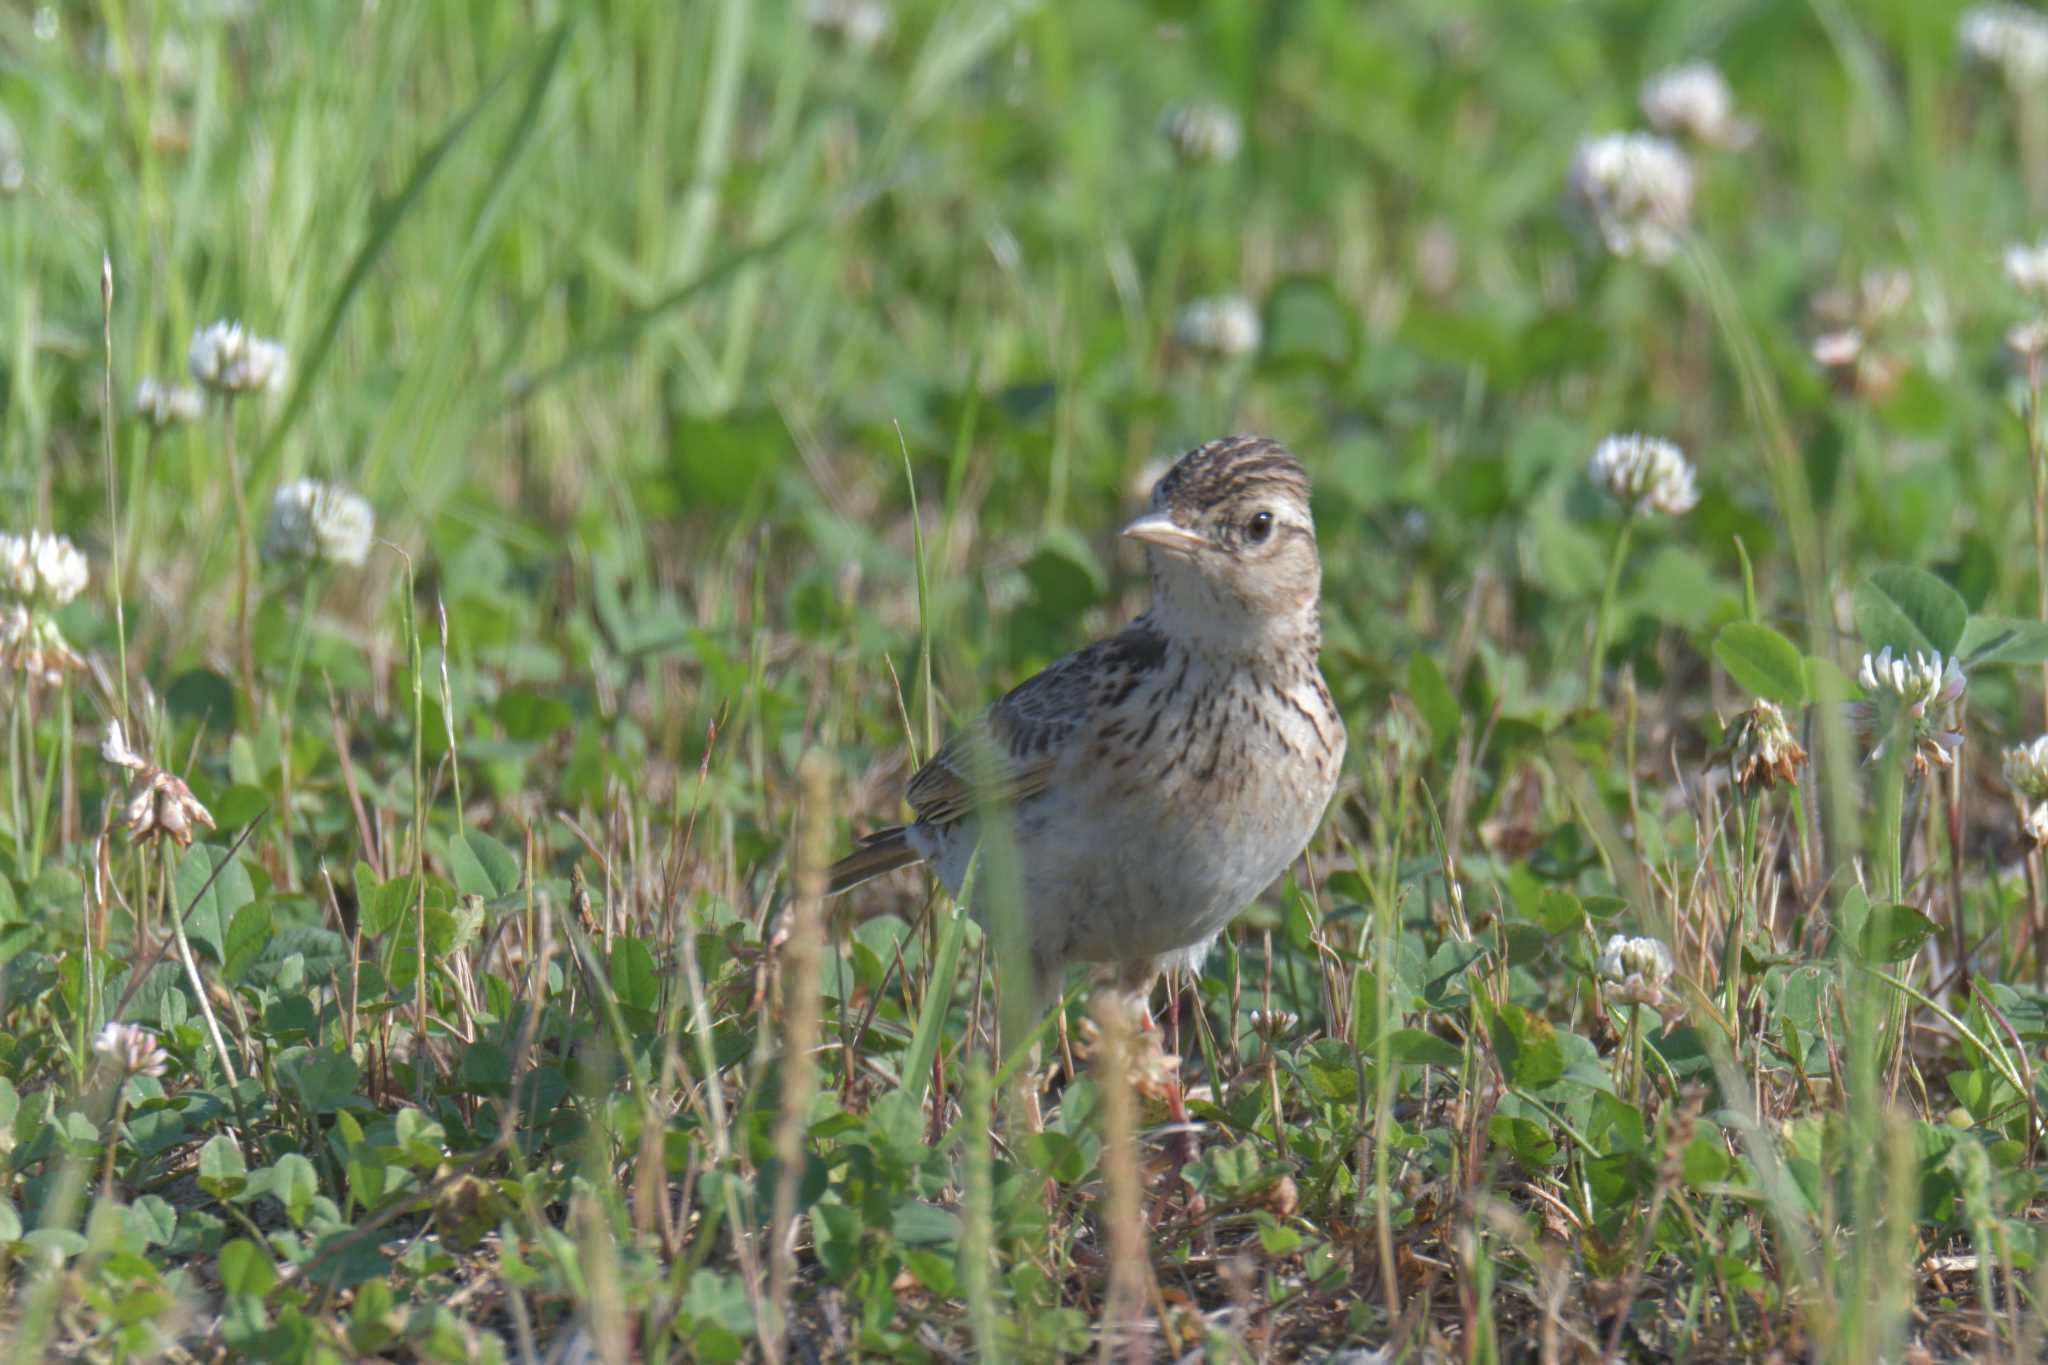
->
2028, 346, 2048, 732
98, 256, 128, 726
161, 840, 236, 1087
766, 750, 830, 1364
1588, 515, 1633, 703
219, 399, 258, 706
961, 1059, 1002, 1363
1091, 995, 1151, 1365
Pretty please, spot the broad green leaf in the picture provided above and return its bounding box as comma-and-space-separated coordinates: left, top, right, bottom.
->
1491, 1003, 1566, 1089
223, 901, 273, 983
1407, 652, 1459, 752
608, 937, 658, 1011
1712, 622, 1807, 704
218, 1238, 277, 1298
197, 1134, 248, 1199
174, 846, 255, 965
1383, 1028, 1464, 1068
446, 830, 521, 899
1858, 904, 1938, 963
1958, 615, 2048, 668
1853, 565, 1966, 657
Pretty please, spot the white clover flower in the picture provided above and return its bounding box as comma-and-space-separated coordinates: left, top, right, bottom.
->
1587, 433, 1700, 516
1849, 646, 1968, 773
1161, 102, 1243, 166
1597, 934, 1674, 1006
1639, 62, 1755, 148
1722, 699, 1809, 792
263, 479, 374, 569
2006, 238, 2048, 297
803, 0, 890, 51
1960, 5, 2048, 85
1174, 295, 1262, 359
94, 1021, 169, 1079
187, 319, 287, 396
0, 531, 88, 608
2006, 735, 2048, 799
133, 377, 205, 430
1566, 132, 1695, 263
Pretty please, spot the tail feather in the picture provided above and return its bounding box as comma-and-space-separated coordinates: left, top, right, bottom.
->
825, 826, 924, 895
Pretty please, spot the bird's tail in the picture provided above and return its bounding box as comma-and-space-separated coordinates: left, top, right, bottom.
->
825, 826, 924, 895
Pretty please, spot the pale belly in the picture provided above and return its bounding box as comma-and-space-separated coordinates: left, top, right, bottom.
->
909, 672, 1343, 986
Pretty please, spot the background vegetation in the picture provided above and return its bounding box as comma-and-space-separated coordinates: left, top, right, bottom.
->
2, 0, 2048, 1358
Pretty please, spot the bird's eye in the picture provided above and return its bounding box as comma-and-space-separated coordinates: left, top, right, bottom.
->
1245, 510, 1275, 544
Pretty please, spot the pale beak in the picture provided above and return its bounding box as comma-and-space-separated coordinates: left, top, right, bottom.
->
1120, 510, 1208, 555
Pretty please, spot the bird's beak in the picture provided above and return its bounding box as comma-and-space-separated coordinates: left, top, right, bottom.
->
1120, 511, 1208, 555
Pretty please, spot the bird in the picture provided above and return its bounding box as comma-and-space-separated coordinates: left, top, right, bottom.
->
827, 434, 1346, 1040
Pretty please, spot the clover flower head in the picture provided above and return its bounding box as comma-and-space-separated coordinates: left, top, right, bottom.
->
262, 479, 374, 569
1587, 433, 1699, 516
1173, 294, 1262, 359
1849, 647, 1967, 773
94, 1021, 168, 1079
1722, 699, 1809, 792
1639, 61, 1754, 148
1598, 934, 1674, 1006
803, 0, 891, 51
187, 319, 287, 396
1960, 5, 2048, 85
2006, 238, 2048, 297
2006, 735, 2048, 799
0, 531, 87, 609
100, 720, 214, 847
133, 377, 205, 430
1161, 102, 1243, 165
1566, 132, 1695, 263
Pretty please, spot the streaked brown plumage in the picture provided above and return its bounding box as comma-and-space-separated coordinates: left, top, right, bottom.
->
828, 435, 1345, 1007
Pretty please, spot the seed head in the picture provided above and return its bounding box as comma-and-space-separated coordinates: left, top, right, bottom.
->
1598, 934, 1674, 1006
1587, 433, 1699, 516
187, 319, 287, 396
1960, 5, 2048, 85
1849, 646, 1967, 773
262, 479, 374, 569
133, 377, 205, 430
94, 1021, 169, 1079
1161, 102, 1242, 165
1173, 295, 1262, 359
803, 0, 890, 51
1566, 132, 1694, 263
1639, 62, 1755, 148
1721, 699, 1809, 792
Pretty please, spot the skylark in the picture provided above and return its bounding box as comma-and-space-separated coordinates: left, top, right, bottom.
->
829, 434, 1346, 1018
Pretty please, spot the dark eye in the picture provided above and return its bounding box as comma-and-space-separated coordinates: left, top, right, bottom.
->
1245, 510, 1274, 544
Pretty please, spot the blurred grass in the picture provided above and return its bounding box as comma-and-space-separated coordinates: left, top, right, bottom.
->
3, 0, 2048, 1358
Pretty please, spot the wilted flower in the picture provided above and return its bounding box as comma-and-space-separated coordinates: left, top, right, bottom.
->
262, 479, 374, 568
1721, 699, 1809, 792
1246, 1008, 1300, 1043
101, 720, 215, 847
1076, 1001, 1182, 1104
1960, 5, 2048, 85
187, 319, 287, 396
1639, 62, 1755, 148
1598, 934, 1674, 1007
94, 1021, 169, 1079
1566, 132, 1695, 263
1174, 295, 1262, 359
2005, 735, 2048, 799
1849, 646, 1967, 773
1162, 102, 1242, 165
133, 377, 205, 429
803, 0, 890, 51
1587, 433, 1700, 516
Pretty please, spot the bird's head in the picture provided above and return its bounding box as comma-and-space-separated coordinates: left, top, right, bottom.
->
1123, 436, 1323, 644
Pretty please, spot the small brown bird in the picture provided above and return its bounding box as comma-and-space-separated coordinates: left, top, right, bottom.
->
828, 435, 1346, 1021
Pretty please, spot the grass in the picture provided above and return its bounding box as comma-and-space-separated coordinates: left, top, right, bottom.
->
3, 0, 2048, 1358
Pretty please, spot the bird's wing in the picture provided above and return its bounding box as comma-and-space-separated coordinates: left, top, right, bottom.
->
904, 620, 1167, 829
